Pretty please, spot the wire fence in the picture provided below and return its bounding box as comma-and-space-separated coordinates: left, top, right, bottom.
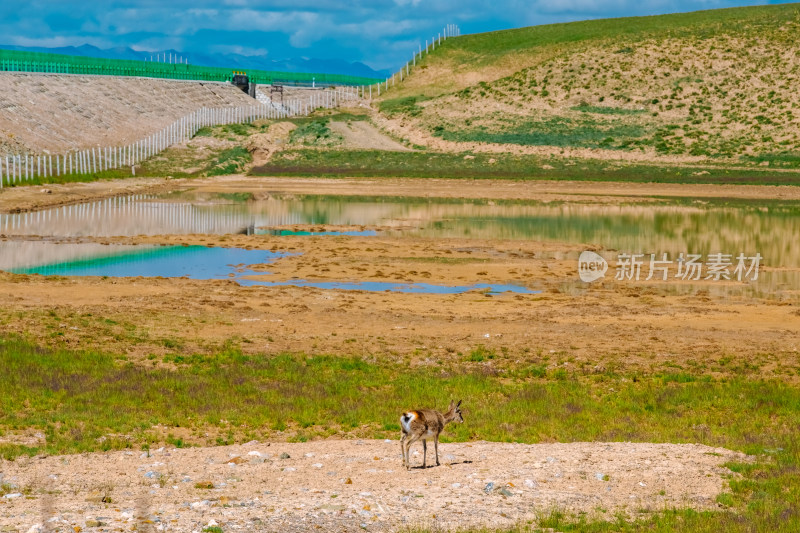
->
0, 49, 381, 87
0, 87, 360, 187
360, 24, 461, 99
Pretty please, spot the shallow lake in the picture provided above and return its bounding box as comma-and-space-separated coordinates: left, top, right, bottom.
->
0, 191, 797, 295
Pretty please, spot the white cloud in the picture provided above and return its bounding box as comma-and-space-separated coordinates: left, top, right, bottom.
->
530, 0, 729, 15
210, 45, 269, 56
0, 0, 783, 74
8, 35, 112, 49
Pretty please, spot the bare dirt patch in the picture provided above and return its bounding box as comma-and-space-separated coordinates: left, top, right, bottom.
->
190, 175, 800, 202
0, 177, 178, 213
0, 440, 747, 532
244, 121, 297, 166
328, 121, 412, 151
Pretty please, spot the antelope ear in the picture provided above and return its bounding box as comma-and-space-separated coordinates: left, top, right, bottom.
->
449, 399, 455, 409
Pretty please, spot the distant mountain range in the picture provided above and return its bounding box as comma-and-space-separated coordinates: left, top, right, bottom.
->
0, 44, 390, 79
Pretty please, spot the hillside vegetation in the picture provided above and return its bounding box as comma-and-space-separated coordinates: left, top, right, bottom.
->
380, 4, 800, 165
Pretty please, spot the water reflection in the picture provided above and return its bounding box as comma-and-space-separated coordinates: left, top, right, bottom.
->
2, 193, 798, 269
1, 192, 798, 299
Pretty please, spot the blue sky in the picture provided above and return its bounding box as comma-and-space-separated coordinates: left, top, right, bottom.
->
0, 1, 794, 70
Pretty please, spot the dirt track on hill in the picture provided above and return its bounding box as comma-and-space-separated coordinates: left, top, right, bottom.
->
0, 440, 748, 532
328, 121, 412, 151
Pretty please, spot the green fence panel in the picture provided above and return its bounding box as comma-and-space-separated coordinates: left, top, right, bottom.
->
0, 48, 380, 86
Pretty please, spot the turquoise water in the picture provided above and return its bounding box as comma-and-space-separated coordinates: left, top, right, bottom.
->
9, 245, 282, 280
8, 244, 535, 294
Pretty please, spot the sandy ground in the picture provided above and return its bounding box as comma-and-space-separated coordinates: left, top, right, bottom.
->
0, 440, 748, 532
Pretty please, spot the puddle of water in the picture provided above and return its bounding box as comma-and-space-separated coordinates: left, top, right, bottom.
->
8, 245, 282, 280
5, 243, 534, 294
256, 229, 378, 237
237, 278, 536, 294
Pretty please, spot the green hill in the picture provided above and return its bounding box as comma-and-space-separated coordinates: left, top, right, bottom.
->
380, 3, 800, 164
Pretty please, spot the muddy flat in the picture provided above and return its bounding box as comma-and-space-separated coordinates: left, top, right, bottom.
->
0, 440, 747, 532
4, 175, 800, 215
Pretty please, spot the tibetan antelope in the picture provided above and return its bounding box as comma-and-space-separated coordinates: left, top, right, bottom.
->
400, 400, 463, 469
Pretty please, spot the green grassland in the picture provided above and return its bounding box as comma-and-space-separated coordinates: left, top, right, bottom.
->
253, 148, 800, 185
1, 336, 799, 531
381, 3, 800, 164
393, 3, 800, 96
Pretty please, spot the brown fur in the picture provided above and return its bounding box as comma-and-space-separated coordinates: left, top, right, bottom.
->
400, 400, 463, 469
